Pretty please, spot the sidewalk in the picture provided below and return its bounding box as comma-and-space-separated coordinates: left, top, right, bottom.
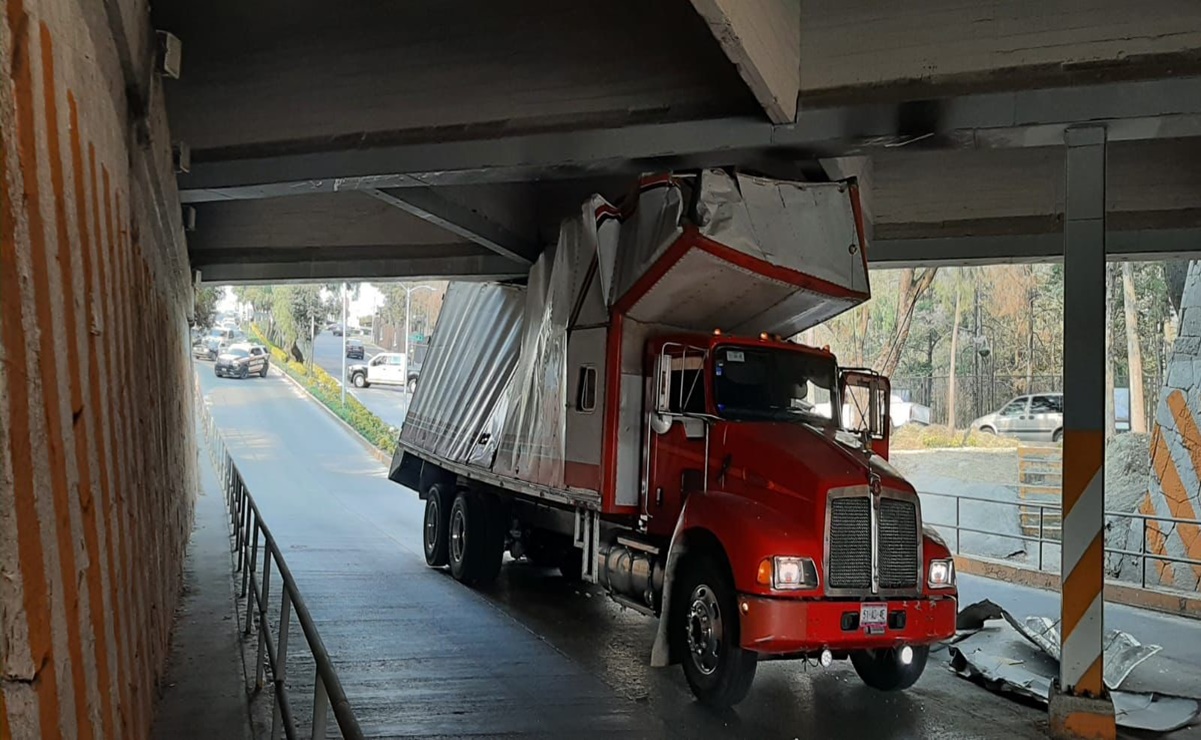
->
150, 440, 253, 740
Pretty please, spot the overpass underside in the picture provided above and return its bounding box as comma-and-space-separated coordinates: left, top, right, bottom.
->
3, 1, 1201, 739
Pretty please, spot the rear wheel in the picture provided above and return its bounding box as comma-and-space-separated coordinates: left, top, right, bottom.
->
850, 646, 929, 691
407, 377, 417, 394
1052, 428, 1063, 443
423, 484, 452, 567
448, 490, 503, 587
260, 363, 269, 377
677, 554, 757, 708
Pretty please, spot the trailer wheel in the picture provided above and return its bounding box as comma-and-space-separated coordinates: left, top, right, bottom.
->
423, 484, 452, 567
677, 554, 757, 707
448, 490, 503, 587
850, 646, 929, 691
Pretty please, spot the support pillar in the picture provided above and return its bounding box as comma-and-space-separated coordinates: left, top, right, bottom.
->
1050, 125, 1115, 740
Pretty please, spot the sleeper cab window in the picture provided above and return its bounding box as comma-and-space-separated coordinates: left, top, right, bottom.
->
577, 365, 597, 412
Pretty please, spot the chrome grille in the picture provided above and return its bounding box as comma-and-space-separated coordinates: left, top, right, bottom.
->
878, 498, 919, 589
828, 497, 872, 589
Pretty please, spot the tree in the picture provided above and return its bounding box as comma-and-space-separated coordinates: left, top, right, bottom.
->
193, 286, 220, 329
871, 267, 938, 377
269, 285, 324, 365
1121, 262, 1147, 433
946, 271, 964, 428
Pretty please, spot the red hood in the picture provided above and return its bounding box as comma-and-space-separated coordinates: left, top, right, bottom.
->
706, 420, 914, 539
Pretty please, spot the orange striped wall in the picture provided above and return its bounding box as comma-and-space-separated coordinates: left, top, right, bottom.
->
1, 0, 196, 738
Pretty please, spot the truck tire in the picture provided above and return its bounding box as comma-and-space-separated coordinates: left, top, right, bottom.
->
677, 554, 757, 707
448, 490, 503, 586
423, 484, 452, 567
352, 373, 368, 388
850, 646, 929, 691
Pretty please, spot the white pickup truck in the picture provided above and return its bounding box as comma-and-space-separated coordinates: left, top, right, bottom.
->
347, 352, 409, 389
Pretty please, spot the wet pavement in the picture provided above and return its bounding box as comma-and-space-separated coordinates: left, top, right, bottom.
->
198, 365, 1201, 739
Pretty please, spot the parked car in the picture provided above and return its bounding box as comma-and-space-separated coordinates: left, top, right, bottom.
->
214, 343, 269, 379
346, 338, 365, 360
971, 393, 1063, 442
347, 352, 406, 388
813, 393, 931, 432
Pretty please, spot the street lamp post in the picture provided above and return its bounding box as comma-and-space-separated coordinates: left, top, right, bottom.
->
402, 284, 436, 388
341, 282, 348, 407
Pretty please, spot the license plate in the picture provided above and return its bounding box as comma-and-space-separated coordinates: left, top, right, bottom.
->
860, 603, 888, 633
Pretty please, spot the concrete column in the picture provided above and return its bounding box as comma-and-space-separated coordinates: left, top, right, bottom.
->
1050, 125, 1115, 740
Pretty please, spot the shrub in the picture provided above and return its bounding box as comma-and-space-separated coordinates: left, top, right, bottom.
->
249, 323, 398, 455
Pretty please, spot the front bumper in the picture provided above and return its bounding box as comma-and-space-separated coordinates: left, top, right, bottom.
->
215, 362, 245, 375
738, 594, 956, 655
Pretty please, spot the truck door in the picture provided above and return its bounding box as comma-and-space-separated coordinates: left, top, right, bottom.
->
839, 370, 890, 458
644, 344, 708, 532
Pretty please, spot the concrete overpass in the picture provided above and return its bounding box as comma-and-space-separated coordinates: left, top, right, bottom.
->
3, 1, 1201, 739
158, 0, 1201, 282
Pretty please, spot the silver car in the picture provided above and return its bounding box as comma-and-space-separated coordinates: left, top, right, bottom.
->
971, 393, 1063, 442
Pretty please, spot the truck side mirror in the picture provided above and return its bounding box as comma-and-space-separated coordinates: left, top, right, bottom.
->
839, 370, 890, 454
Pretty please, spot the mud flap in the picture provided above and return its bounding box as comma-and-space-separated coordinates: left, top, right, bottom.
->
650, 505, 690, 668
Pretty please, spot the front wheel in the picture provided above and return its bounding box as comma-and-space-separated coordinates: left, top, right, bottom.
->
1052, 428, 1063, 443
979, 426, 996, 435
677, 555, 757, 708
407, 378, 417, 394
352, 373, 367, 388
240, 365, 250, 379
850, 646, 929, 691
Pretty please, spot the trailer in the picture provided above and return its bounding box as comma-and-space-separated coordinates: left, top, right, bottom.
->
389, 169, 957, 707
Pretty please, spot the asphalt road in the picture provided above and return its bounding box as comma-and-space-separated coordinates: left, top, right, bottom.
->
311, 331, 411, 429
197, 364, 1201, 739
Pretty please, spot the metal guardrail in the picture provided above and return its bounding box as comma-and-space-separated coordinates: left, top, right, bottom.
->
922, 490, 1201, 593
199, 398, 364, 740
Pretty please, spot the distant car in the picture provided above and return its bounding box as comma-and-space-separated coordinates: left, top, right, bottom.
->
346, 338, 365, 360
331, 324, 344, 337
201, 326, 243, 360
214, 342, 269, 379
347, 352, 407, 389
971, 393, 1063, 442
813, 393, 930, 432
890, 394, 932, 428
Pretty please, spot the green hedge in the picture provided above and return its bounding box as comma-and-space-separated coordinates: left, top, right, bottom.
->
249, 324, 398, 455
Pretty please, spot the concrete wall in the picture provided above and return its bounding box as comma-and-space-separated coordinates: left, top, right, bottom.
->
1, 0, 195, 737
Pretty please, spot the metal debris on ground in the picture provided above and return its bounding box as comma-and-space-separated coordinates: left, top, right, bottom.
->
947, 600, 1200, 733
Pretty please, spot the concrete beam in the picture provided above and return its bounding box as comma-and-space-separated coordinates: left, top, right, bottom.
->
178, 76, 1201, 203
689, 0, 800, 123
195, 251, 528, 284
363, 188, 537, 266
870, 228, 1201, 267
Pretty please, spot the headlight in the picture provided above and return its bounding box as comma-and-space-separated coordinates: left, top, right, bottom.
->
757, 556, 819, 590
927, 558, 955, 588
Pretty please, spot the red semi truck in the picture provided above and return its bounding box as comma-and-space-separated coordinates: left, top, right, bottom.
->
390, 170, 957, 707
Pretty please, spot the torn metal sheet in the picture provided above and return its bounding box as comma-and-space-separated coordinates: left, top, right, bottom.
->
1002, 612, 1163, 690
948, 603, 1200, 733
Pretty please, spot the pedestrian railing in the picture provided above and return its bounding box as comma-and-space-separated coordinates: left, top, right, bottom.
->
198, 397, 364, 740
922, 490, 1201, 594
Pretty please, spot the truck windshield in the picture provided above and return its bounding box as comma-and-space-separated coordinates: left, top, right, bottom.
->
713, 345, 837, 426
